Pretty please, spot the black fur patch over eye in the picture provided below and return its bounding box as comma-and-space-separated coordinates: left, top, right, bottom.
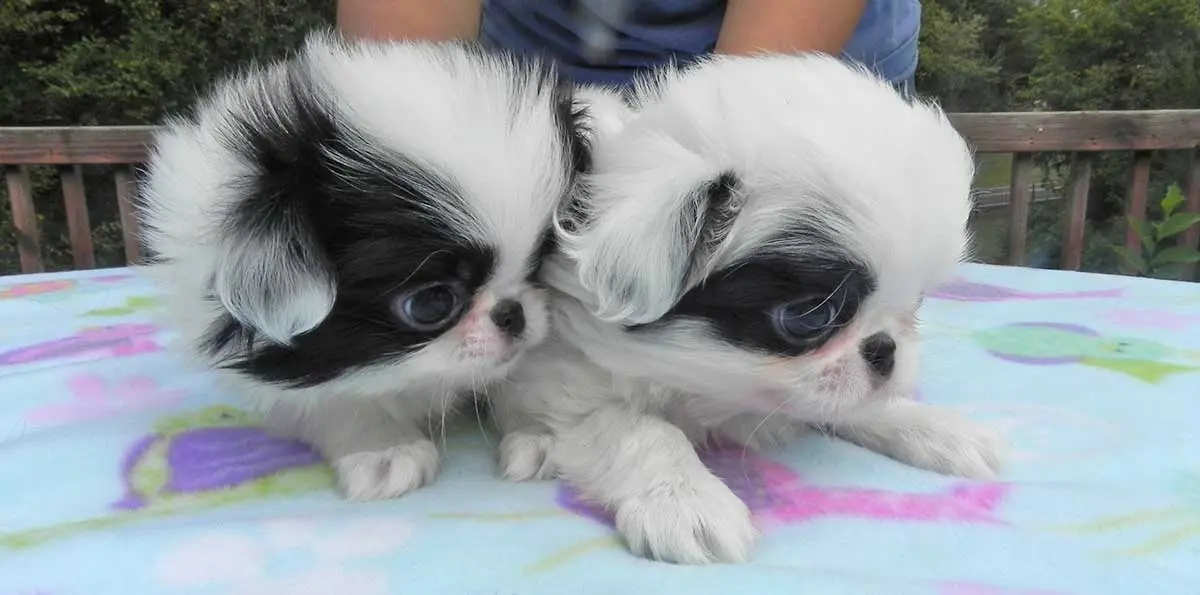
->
631, 221, 876, 357
198, 59, 498, 389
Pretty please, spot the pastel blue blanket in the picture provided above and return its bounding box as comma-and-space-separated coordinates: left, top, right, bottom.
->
0, 263, 1197, 594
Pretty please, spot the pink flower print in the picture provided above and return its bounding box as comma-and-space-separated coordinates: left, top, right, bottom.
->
91, 274, 134, 284
156, 531, 265, 588
25, 373, 185, 425
709, 449, 1011, 527
0, 323, 163, 367
155, 519, 410, 594
929, 277, 1124, 302
1100, 308, 1200, 330
559, 448, 1011, 529
0, 279, 76, 299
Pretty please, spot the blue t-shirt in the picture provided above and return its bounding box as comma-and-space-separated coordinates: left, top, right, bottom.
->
479, 0, 921, 87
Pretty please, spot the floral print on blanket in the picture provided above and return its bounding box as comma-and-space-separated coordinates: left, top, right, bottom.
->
929, 277, 1126, 302
1050, 469, 1200, 557
154, 518, 413, 595
558, 447, 1010, 528
0, 265, 1197, 594
972, 322, 1200, 382
0, 323, 165, 367
24, 373, 184, 425
0, 406, 333, 549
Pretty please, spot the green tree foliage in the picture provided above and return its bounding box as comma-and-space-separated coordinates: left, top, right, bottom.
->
1, 0, 332, 126
0, 0, 332, 272
918, 0, 1200, 277
915, 0, 1000, 112
916, 0, 1041, 112
1013, 0, 1200, 277
1113, 184, 1200, 279
1017, 0, 1200, 111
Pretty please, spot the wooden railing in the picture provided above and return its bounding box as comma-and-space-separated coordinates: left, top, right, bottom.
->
0, 126, 151, 273
953, 110, 1200, 272
2, 111, 1200, 276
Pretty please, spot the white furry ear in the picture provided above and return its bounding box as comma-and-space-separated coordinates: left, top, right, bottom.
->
209, 215, 337, 346
190, 50, 342, 347
573, 85, 632, 139
568, 133, 737, 325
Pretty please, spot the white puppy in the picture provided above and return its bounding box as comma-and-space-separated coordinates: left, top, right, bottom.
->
491, 54, 1007, 564
136, 31, 591, 501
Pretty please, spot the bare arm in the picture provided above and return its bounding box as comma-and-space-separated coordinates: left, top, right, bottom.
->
336, 0, 483, 42
715, 0, 867, 55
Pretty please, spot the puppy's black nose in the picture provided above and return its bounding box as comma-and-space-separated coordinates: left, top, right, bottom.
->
860, 333, 897, 378
490, 299, 525, 337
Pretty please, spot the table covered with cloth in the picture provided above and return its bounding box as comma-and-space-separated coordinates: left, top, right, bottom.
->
0, 263, 1197, 595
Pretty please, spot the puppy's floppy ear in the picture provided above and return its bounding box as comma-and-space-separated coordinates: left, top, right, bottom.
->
205, 63, 340, 347
572, 84, 632, 139
568, 133, 738, 324
553, 84, 629, 237
210, 194, 336, 347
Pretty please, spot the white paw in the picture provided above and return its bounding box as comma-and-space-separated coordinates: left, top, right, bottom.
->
333, 440, 440, 501
615, 476, 758, 565
892, 413, 1008, 480
498, 432, 556, 481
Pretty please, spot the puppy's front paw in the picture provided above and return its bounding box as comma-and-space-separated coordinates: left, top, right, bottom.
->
890, 412, 1008, 480
615, 477, 758, 564
930, 419, 1007, 480
333, 440, 440, 501
498, 432, 556, 481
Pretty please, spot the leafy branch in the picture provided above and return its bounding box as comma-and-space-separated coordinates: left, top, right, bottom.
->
1113, 183, 1200, 280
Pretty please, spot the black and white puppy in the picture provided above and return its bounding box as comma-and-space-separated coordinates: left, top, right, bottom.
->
137, 31, 589, 501
492, 54, 1007, 564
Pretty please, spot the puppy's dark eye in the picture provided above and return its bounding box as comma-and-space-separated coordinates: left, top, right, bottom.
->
771, 296, 839, 345
392, 281, 466, 332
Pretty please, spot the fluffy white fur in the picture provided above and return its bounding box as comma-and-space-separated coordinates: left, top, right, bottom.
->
492, 54, 1008, 564
138, 32, 574, 501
